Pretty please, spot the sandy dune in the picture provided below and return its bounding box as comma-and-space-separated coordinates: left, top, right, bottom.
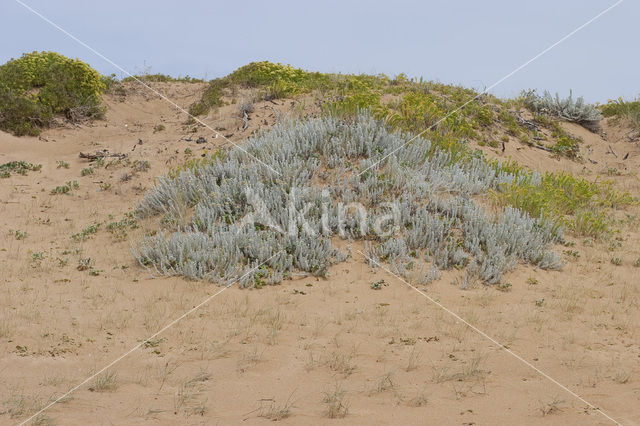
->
1, 82, 639, 425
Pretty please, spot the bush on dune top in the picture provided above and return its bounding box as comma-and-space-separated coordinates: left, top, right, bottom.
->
521, 89, 602, 129
0, 51, 105, 136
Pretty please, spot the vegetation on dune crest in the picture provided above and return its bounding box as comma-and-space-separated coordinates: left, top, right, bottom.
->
189, 62, 598, 159
122, 73, 205, 83
0, 51, 105, 135
601, 97, 640, 130
520, 89, 602, 129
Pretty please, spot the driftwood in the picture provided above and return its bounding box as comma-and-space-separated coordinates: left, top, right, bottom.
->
241, 111, 250, 132
79, 149, 126, 162
516, 114, 539, 131
529, 143, 552, 153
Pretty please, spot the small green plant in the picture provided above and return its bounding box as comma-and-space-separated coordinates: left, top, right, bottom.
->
610, 257, 622, 266
535, 298, 545, 307
56, 160, 70, 169
89, 268, 102, 276
71, 223, 100, 242
496, 282, 512, 292
0, 161, 41, 178
563, 250, 580, 258
549, 123, 581, 159
8, 229, 27, 240
50, 180, 79, 195
526, 277, 539, 285
106, 216, 138, 241
153, 123, 165, 133
633, 258, 640, 268
81, 167, 94, 176
31, 252, 44, 261
370, 279, 387, 290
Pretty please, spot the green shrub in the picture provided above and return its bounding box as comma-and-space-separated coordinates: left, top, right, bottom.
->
601, 98, 640, 130
0, 51, 105, 135
494, 171, 635, 238
188, 78, 229, 116
228, 61, 331, 97
549, 123, 581, 159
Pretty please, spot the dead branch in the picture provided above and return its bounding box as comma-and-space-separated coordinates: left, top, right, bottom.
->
79, 149, 127, 162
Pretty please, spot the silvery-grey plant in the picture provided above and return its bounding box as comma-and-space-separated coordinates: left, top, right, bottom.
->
135, 113, 562, 288
521, 89, 602, 129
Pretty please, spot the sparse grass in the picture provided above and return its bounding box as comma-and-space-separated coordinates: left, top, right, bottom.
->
406, 392, 429, 407
259, 393, 295, 421
613, 370, 630, 384
133, 159, 151, 172
326, 351, 357, 376
89, 370, 118, 392
1, 390, 45, 419
56, 160, 70, 169
323, 385, 349, 419
153, 123, 165, 133
368, 372, 395, 395
173, 370, 210, 417
237, 345, 263, 372
539, 397, 565, 416
406, 347, 421, 372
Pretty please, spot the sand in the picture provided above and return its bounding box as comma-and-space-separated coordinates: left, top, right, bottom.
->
1, 82, 639, 425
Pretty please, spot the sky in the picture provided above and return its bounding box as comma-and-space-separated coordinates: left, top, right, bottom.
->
0, 0, 637, 103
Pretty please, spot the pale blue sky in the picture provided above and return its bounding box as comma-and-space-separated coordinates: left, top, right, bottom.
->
1, 0, 636, 102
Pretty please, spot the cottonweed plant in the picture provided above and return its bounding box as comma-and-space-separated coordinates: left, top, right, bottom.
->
521, 89, 601, 129
135, 114, 562, 288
